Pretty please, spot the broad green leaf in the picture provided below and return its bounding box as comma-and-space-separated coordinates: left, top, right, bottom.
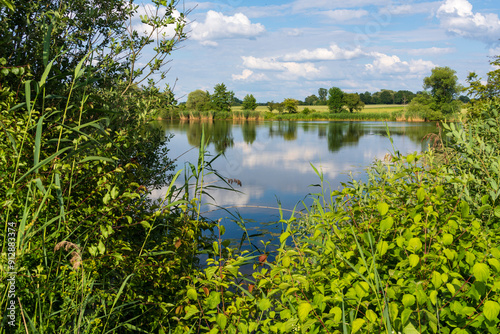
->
377, 240, 389, 256
238, 323, 248, 334
184, 305, 199, 319
483, 301, 500, 321
380, 217, 394, 232
331, 306, 342, 323
378, 202, 389, 216
442, 233, 453, 246
298, 302, 312, 322
402, 294, 415, 308
403, 323, 420, 334
409, 254, 419, 268
472, 263, 490, 282
206, 291, 220, 309
97, 240, 105, 255
187, 288, 197, 301
407, 238, 422, 253
351, 318, 365, 333
282, 256, 291, 267
216, 314, 227, 330
365, 309, 377, 323
446, 283, 456, 295
258, 298, 272, 311
460, 201, 470, 218
280, 231, 290, 244
416, 187, 426, 202
401, 308, 412, 326
431, 271, 442, 289
355, 282, 370, 299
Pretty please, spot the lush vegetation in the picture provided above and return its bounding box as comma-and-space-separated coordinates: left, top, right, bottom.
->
2, 0, 500, 332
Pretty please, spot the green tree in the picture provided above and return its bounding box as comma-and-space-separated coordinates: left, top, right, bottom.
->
466, 55, 500, 101
187, 89, 210, 111
360, 91, 373, 104
282, 98, 299, 113
394, 90, 416, 104
267, 101, 276, 112
304, 94, 319, 105
379, 90, 394, 104
343, 93, 364, 113
242, 94, 257, 110
327, 87, 344, 113
423, 66, 462, 112
318, 88, 328, 104
211, 83, 234, 111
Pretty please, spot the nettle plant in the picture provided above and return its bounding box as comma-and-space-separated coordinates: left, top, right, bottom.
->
174, 149, 500, 334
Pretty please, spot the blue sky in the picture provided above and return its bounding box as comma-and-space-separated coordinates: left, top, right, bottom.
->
137, 0, 500, 102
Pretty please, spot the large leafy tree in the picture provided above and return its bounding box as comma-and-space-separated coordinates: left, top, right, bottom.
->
304, 94, 319, 105
210, 83, 234, 111
327, 87, 344, 113
343, 93, 364, 113
242, 94, 257, 110
424, 66, 461, 108
187, 89, 210, 111
283, 98, 299, 113
318, 88, 327, 104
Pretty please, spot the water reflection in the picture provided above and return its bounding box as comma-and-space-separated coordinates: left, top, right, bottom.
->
155, 120, 437, 242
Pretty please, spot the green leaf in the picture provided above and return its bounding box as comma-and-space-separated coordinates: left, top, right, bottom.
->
409, 254, 419, 268
184, 305, 199, 319
483, 301, 500, 321
407, 238, 422, 253
442, 233, 453, 245
206, 291, 220, 309
258, 298, 272, 311
378, 202, 389, 216
216, 314, 227, 330
351, 318, 365, 333
98, 240, 105, 255
377, 240, 389, 256
431, 271, 442, 289
446, 283, 456, 295
298, 302, 312, 322
472, 263, 490, 282
403, 323, 420, 334
238, 322, 248, 334
187, 288, 197, 301
380, 217, 394, 232
280, 231, 290, 244
460, 201, 470, 218
365, 309, 377, 323
416, 187, 426, 202
402, 294, 416, 308
401, 308, 412, 326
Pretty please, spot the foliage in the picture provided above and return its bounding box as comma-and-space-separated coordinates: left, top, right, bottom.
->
305, 94, 319, 106
327, 87, 344, 113
211, 83, 234, 112
187, 89, 211, 111
318, 88, 328, 104
242, 94, 257, 111
424, 66, 462, 114
283, 98, 299, 113
343, 93, 365, 113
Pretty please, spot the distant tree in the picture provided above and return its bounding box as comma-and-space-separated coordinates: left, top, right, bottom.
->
327, 87, 344, 113
318, 88, 328, 104
458, 95, 471, 103
211, 83, 235, 111
283, 98, 299, 113
267, 101, 276, 112
305, 94, 319, 105
394, 90, 416, 104
371, 91, 382, 104
186, 89, 210, 111
232, 96, 243, 106
379, 90, 394, 104
343, 93, 365, 113
359, 91, 373, 104
423, 67, 461, 112
276, 102, 285, 113
242, 94, 257, 110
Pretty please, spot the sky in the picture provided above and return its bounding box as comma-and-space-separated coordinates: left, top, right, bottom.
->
134, 0, 500, 103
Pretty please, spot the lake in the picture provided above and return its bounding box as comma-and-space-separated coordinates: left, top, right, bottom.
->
155, 120, 438, 247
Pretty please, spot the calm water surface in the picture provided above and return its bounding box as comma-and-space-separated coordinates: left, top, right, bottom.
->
156, 120, 437, 244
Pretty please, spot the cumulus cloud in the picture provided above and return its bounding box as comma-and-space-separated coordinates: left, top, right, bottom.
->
282, 44, 365, 61
437, 0, 500, 43
241, 56, 320, 79
322, 9, 369, 21
382, 2, 439, 15
190, 11, 265, 46
365, 52, 436, 74
232, 69, 268, 81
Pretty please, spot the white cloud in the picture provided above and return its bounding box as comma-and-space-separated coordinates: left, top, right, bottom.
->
322, 9, 369, 21
190, 11, 265, 45
405, 47, 455, 55
365, 52, 436, 74
241, 56, 320, 79
232, 69, 268, 81
282, 44, 365, 61
292, 0, 389, 11
382, 2, 439, 15
437, 0, 500, 43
